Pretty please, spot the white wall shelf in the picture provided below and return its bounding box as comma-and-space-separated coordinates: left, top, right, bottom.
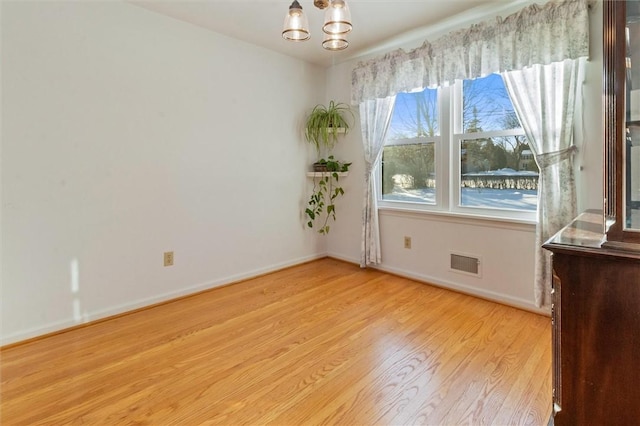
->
306, 172, 349, 178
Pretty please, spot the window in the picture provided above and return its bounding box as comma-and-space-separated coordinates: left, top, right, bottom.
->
382, 88, 439, 204
380, 74, 539, 220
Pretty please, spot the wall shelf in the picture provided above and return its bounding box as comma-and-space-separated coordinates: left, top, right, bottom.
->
306, 172, 349, 178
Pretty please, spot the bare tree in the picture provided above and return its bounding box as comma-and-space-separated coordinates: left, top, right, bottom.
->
495, 111, 534, 170
388, 89, 439, 139
463, 75, 514, 133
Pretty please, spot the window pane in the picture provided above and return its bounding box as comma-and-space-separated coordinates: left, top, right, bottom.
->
382, 143, 435, 204
463, 74, 520, 133
460, 137, 538, 211
388, 88, 439, 139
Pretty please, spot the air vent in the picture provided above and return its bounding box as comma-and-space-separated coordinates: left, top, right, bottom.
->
450, 253, 481, 276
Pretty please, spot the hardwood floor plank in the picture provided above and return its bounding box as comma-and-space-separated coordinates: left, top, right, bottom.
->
293, 290, 479, 425
449, 312, 546, 424
1, 258, 551, 425
393, 303, 517, 424
247, 281, 450, 425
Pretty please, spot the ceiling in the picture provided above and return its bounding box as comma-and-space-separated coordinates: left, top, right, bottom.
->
129, 0, 515, 68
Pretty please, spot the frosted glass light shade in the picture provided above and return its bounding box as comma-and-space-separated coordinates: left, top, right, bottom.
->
282, 0, 310, 41
322, 0, 352, 35
322, 32, 348, 51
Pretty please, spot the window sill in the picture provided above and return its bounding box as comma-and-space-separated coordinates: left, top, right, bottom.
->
378, 204, 537, 231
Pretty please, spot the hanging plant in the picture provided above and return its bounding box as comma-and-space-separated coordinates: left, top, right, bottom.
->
304, 100, 354, 155
305, 156, 351, 234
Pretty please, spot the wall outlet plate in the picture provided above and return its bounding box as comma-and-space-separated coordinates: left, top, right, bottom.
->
164, 251, 174, 266
404, 236, 412, 249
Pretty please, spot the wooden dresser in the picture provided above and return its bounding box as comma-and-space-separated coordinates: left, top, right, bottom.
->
543, 210, 640, 425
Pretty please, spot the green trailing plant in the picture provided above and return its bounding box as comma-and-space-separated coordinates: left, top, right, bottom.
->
305, 100, 354, 155
305, 156, 351, 235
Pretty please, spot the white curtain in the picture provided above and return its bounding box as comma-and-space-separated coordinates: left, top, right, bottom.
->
502, 58, 586, 308
359, 96, 396, 267
351, 0, 590, 105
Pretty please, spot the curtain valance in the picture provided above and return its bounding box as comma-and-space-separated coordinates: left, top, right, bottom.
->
351, 0, 590, 104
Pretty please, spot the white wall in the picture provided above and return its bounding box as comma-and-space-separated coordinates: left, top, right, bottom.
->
0, 0, 606, 344
324, 2, 604, 313
1, 1, 326, 344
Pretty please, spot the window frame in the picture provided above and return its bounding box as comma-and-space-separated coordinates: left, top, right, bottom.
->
377, 79, 538, 223
378, 86, 448, 212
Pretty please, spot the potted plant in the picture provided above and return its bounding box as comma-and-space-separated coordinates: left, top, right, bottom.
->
305, 100, 354, 156
305, 156, 352, 234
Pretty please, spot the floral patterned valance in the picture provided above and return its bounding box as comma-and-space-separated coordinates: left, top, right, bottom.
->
351, 0, 590, 104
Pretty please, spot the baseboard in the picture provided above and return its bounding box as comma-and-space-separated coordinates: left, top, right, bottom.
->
327, 252, 549, 316
1, 253, 328, 347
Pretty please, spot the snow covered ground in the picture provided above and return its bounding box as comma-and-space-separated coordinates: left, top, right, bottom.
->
383, 187, 538, 211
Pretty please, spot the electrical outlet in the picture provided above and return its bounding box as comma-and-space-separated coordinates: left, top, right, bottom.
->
404, 236, 412, 249
164, 251, 174, 267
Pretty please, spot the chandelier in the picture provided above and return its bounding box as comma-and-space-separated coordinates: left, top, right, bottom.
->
282, 0, 353, 51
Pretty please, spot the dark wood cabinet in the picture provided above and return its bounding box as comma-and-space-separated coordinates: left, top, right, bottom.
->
543, 211, 640, 425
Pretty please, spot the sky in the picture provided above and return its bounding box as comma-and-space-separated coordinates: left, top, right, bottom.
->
388, 73, 519, 139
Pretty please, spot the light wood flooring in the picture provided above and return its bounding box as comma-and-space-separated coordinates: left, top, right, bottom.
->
1, 258, 551, 425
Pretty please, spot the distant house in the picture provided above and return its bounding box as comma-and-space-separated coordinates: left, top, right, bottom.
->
519, 149, 535, 170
